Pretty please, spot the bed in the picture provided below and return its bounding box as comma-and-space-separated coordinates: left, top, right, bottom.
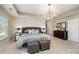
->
16, 27, 51, 48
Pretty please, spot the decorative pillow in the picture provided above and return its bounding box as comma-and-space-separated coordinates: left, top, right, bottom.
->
32, 29, 39, 34
28, 29, 33, 34
24, 30, 29, 33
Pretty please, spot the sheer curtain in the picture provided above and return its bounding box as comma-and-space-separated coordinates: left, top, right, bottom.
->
0, 16, 8, 40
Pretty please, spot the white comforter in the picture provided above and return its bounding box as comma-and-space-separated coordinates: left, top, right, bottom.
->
16, 33, 51, 47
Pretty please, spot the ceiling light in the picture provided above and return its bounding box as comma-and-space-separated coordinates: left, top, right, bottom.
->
44, 4, 54, 20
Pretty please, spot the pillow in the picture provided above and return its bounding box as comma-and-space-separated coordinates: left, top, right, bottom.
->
24, 30, 29, 33
32, 29, 39, 34
28, 29, 33, 34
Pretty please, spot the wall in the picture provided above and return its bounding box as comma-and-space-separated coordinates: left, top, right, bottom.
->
12, 16, 46, 34
53, 7, 79, 31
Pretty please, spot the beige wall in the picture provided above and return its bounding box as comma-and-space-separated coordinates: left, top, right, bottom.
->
12, 16, 46, 34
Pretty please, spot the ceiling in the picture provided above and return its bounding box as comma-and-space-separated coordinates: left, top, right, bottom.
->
0, 4, 79, 18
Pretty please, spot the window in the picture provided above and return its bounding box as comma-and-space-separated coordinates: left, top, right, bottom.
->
0, 16, 8, 40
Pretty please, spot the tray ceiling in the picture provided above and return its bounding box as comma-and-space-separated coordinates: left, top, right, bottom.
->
1, 4, 79, 17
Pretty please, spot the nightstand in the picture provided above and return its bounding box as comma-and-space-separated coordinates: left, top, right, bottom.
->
15, 32, 21, 41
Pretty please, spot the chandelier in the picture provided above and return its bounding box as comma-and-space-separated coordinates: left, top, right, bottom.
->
45, 4, 54, 20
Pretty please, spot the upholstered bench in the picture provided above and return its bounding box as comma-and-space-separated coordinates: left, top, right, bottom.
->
27, 41, 39, 54
38, 40, 50, 51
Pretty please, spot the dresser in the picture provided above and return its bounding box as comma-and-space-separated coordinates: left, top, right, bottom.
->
54, 30, 68, 40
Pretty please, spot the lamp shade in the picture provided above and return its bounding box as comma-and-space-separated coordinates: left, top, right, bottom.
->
16, 25, 22, 32
17, 28, 21, 30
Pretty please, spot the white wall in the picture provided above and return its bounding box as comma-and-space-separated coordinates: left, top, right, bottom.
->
12, 16, 46, 33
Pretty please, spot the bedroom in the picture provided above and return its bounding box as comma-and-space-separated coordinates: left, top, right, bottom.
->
0, 4, 79, 54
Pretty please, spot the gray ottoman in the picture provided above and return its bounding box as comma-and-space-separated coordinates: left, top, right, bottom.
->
27, 41, 39, 54
38, 40, 50, 51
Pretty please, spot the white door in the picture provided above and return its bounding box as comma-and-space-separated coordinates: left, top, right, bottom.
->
67, 19, 79, 42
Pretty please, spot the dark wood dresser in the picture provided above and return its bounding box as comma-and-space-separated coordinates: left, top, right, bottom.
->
54, 30, 68, 40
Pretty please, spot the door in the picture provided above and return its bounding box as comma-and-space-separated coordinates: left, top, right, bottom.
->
67, 19, 79, 42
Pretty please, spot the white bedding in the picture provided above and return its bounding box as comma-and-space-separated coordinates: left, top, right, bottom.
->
16, 33, 51, 47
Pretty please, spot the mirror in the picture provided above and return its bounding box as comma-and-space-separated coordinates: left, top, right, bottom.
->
56, 22, 66, 31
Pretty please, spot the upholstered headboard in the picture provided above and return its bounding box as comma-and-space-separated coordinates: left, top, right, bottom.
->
22, 27, 42, 33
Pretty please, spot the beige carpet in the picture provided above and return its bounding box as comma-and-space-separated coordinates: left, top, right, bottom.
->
0, 37, 79, 54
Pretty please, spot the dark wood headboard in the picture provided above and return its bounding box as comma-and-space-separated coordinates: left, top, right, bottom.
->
22, 27, 42, 33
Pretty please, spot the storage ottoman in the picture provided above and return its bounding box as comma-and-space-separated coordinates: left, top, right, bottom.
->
27, 41, 39, 54
38, 40, 50, 51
